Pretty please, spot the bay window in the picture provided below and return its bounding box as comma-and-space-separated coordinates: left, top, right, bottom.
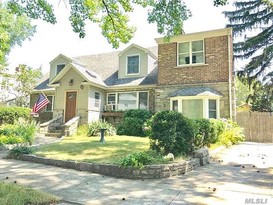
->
170, 97, 220, 119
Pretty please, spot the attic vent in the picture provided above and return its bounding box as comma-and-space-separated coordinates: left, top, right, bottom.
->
86, 70, 97, 78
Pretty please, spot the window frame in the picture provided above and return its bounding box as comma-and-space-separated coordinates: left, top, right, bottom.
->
44, 95, 54, 112
56, 64, 66, 75
126, 54, 140, 75
177, 40, 205, 66
170, 96, 220, 119
106, 91, 149, 111
94, 91, 101, 108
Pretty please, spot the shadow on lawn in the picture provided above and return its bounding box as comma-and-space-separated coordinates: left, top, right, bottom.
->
33, 136, 150, 163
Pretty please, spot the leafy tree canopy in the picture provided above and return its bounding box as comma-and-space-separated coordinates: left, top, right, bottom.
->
6, 0, 228, 49
224, 0, 273, 111
0, 2, 35, 66
1, 64, 42, 106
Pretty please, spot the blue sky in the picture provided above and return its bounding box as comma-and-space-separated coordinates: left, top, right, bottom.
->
7, 0, 234, 74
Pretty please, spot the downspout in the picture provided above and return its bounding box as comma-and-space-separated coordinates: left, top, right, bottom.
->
228, 29, 234, 120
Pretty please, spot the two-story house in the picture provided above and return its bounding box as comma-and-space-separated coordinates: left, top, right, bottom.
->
31, 28, 235, 125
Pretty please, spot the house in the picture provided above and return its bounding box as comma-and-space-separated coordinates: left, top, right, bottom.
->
31, 28, 235, 127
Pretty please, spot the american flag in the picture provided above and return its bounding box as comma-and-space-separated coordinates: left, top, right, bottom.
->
32, 93, 50, 113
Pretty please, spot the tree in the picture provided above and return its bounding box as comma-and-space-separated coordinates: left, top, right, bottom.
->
224, 0, 273, 111
6, 0, 228, 49
1, 65, 42, 106
235, 77, 251, 106
0, 2, 35, 67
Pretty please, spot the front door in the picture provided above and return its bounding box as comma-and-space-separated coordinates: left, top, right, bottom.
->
65, 91, 77, 122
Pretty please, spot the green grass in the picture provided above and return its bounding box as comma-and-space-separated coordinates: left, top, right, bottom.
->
0, 182, 59, 205
35, 135, 150, 164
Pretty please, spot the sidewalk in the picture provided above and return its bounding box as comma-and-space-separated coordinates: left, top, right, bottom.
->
0, 142, 273, 205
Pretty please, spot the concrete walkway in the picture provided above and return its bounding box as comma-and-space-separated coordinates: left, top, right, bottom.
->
0, 142, 273, 205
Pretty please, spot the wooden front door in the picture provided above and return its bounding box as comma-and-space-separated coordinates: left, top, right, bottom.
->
65, 91, 77, 122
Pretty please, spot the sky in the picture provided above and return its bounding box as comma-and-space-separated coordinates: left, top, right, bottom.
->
7, 0, 235, 74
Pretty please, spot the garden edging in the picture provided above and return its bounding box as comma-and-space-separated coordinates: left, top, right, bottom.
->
8, 148, 210, 179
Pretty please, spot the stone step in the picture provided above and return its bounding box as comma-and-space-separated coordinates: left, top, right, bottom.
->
45, 132, 63, 138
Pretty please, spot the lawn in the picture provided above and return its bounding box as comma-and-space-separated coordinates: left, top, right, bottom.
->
35, 135, 150, 164
0, 182, 59, 205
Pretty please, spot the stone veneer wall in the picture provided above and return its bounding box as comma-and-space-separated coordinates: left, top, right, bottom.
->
11, 148, 209, 179
155, 82, 231, 119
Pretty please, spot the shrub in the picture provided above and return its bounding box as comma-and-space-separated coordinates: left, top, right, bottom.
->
14, 119, 38, 145
0, 135, 24, 145
219, 120, 245, 147
8, 146, 33, 158
117, 109, 152, 136
0, 119, 38, 145
120, 152, 153, 169
193, 118, 211, 148
0, 107, 31, 125
88, 120, 116, 136
209, 119, 225, 144
77, 124, 89, 136
148, 111, 197, 156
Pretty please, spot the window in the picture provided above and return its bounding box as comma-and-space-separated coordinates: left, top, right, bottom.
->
94, 92, 100, 108
178, 40, 204, 66
127, 55, 139, 74
106, 91, 148, 111
45, 95, 54, 112
170, 98, 220, 119
172, 100, 178, 111
56, 64, 65, 74
139, 92, 148, 110
118, 92, 137, 110
209, 99, 217, 119
182, 99, 203, 118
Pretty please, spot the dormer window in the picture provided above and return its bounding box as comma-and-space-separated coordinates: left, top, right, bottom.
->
178, 40, 204, 66
127, 55, 140, 74
56, 64, 65, 75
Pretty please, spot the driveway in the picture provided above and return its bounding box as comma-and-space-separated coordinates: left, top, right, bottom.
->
0, 142, 272, 205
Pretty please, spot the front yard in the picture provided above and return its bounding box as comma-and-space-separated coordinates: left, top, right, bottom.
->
35, 135, 150, 164
0, 182, 59, 205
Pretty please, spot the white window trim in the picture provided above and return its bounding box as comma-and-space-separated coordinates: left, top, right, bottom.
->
44, 95, 54, 112
94, 91, 101, 109
126, 54, 140, 75
106, 91, 149, 110
177, 40, 205, 66
170, 96, 220, 119
56, 64, 66, 75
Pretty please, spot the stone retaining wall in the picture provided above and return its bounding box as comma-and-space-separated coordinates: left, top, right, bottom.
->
10, 148, 209, 179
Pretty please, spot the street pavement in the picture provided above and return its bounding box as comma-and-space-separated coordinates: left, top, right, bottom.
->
0, 142, 272, 205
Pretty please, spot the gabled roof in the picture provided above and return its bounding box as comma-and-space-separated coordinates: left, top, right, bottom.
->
35, 45, 158, 91
170, 87, 223, 97
118, 44, 157, 59
49, 62, 107, 88
49, 54, 71, 64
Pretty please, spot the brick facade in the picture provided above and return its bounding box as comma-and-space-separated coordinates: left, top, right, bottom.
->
158, 36, 231, 85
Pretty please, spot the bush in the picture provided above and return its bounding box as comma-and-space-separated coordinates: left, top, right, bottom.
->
88, 120, 116, 136
0, 107, 31, 125
120, 152, 153, 169
148, 111, 197, 156
219, 119, 245, 147
209, 119, 225, 144
0, 119, 38, 145
0, 135, 24, 145
117, 109, 152, 136
8, 146, 33, 158
193, 118, 211, 148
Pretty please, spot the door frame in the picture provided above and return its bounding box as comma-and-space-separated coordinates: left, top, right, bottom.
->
64, 90, 78, 123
